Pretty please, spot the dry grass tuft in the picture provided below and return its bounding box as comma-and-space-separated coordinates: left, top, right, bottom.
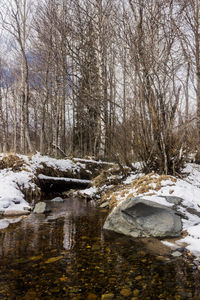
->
92, 166, 125, 188
100, 186, 127, 210
0, 154, 26, 172
93, 171, 107, 187
103, 172, 177, 210
109, 194, 119, 210
130, 173, 176, 196
126, 192, 135, 200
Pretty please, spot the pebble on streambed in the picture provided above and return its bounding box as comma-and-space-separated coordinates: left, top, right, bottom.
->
120, 288, 132, 297
3, 210, 30, 216
171, 251, 182, 257
171, 247, 200, 272
101, 293, 115, 300
33, 202, 51, 214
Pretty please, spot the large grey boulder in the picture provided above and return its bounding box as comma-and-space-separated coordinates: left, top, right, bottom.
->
103, 197, 182, 238
33, 202, 51, 214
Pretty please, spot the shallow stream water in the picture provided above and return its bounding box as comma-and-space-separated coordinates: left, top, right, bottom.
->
0, 198, 200, 299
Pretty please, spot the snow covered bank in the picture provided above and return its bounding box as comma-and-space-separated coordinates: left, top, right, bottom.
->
0, 153, 86, 225
0, 152, 111, 228
0, 169, 36, 219
99, 163, 200, 257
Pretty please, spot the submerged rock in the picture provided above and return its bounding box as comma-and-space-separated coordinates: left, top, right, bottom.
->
172, 251, 182, 257
120, 288, 131, 297
33, 202, 51, 214
12, 198, 21, 204
87, 293, 98, 300
3, 210, 30, 216
103, 197, 182, 238
51, 197, 64, 202
101, 293, 114, 300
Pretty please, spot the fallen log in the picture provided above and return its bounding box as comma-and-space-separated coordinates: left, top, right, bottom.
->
38, 174, 92, 193
73, 158, 115, 179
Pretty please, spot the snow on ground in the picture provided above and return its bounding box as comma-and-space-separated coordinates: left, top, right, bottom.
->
123, 173, 144, 185
0, 170, 34, 214
73, 157, 114, 165
0, 152, 89, 228
180, 225, 200, 256
108, 164, 200, 257
78, 186, 98, 197
182, 163, 200, 187
162, 241, 178, 249
38, 174, 91, 184
31, 152, 81, 173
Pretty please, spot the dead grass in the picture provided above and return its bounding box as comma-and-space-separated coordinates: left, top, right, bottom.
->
130, 173, 177, 196
102, 172, 177, 210
126, 192, 135, 199
93, 171, 107, 187
100, 185, 127, 210
92, 166, 124, 188
109, 194, 118, 210
22, 185, 41, 202
0, 154, 25, 171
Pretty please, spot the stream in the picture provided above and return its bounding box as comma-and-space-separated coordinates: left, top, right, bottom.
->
0, 198, 200, 299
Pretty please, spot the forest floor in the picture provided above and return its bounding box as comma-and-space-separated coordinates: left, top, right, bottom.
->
1, 153, 200, 259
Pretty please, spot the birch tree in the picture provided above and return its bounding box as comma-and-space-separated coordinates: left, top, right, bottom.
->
172, 0, 200, 148
2, 0, 34, 153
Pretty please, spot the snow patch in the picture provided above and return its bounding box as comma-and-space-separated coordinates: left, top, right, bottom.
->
79, 186, 97, 197
31, 152, 80, 173
142, 196, 174, 207
38, 174, 91, 184
123, 173, 143, 185
180, 235, 200, 256
0, 170, 32, 213
73, 158, 114, 165
161, 241, 177, 249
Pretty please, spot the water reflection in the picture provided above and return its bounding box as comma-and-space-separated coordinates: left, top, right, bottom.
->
0, 198, 199, 299
0, 199, 91, 258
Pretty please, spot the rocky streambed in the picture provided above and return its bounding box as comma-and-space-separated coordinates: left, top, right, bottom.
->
0, 197, 200, 300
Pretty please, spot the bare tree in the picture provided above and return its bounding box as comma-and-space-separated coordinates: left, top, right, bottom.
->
2, 0, 34, 153
171, 0, 200, 149
112, 0, 186, 174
